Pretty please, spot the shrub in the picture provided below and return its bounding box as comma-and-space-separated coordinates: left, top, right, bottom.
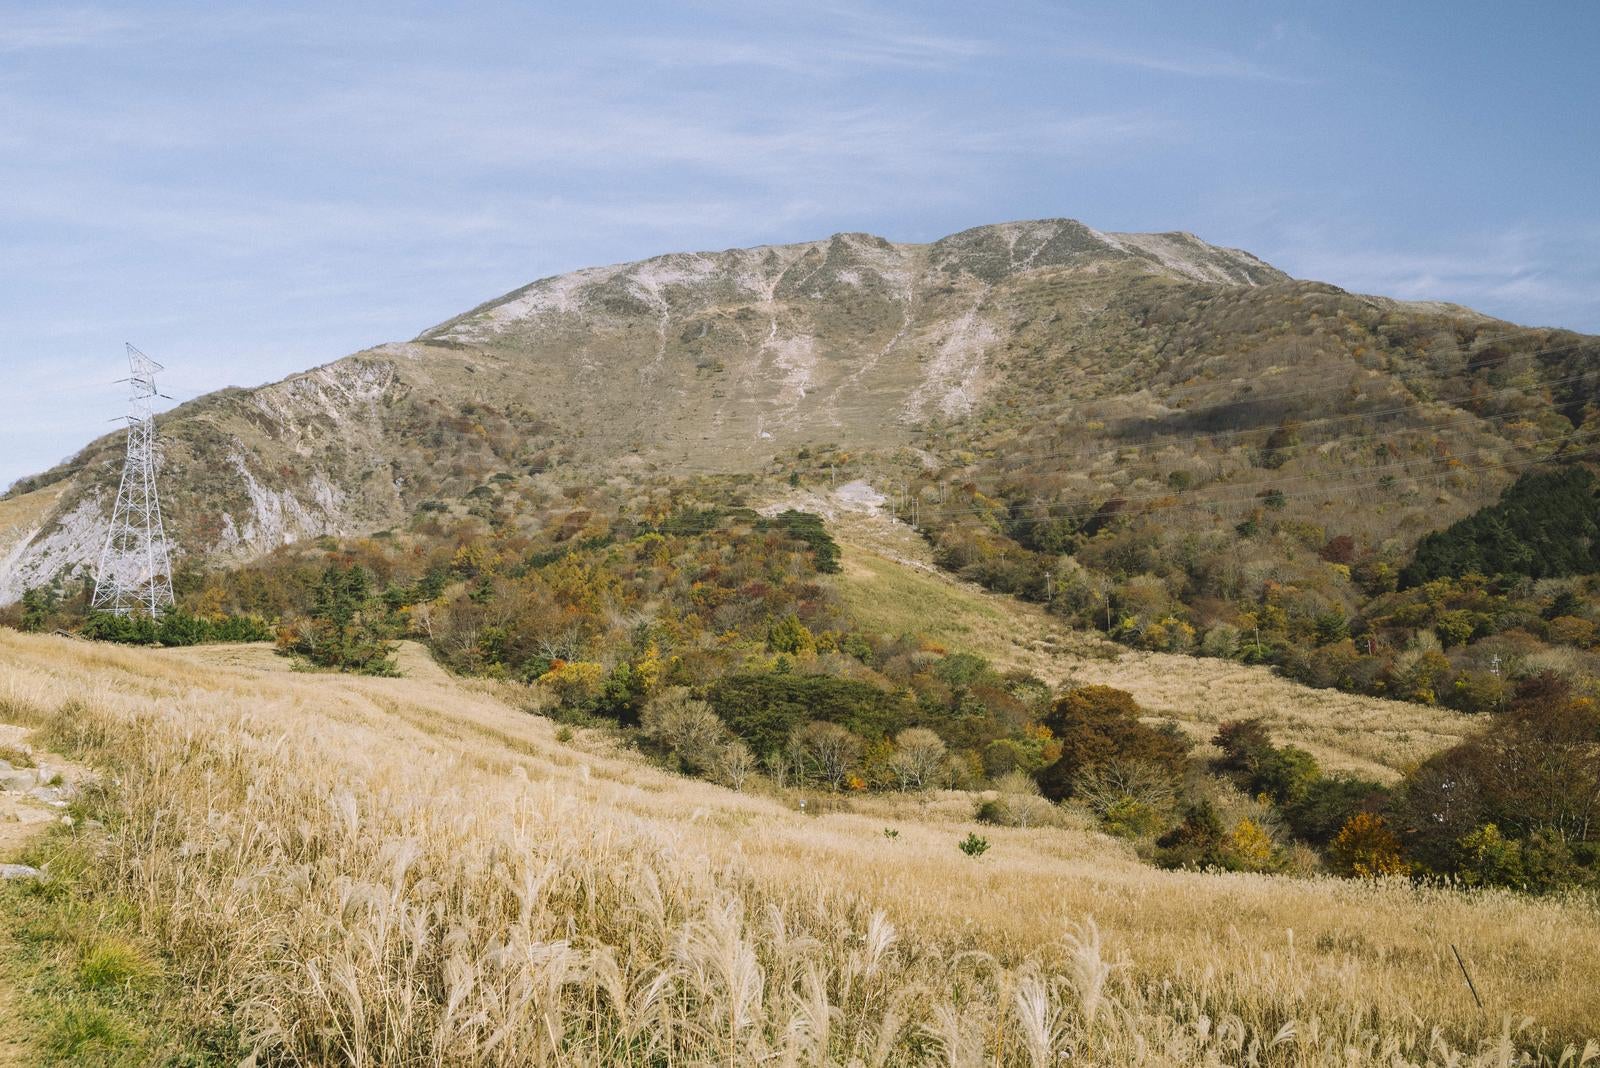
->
1100, 797, 1167, 838
705, 674, 909, 758
766, 510, 842, 573
1075, 759, 1177, 836
1284, 776, 1389, 846
538, 661, 607, 706
958, 833, 990, 857
1455, 823, 1524, 888
1253, 746, 1321, 807
1445, 671, 1509, 713
1329, 813, 1409, 878
1546, 615, 1597, 648
1155, 800, 1229, 870
641, 688, 729, 774
1213, 718, 1274, 776
1320, 535, 1356, 564
276, 565, 398, 675
82, 610, 273, 648
982, 738, 1029, 778
1433, 610, 1479, 648
1199, 623, 1240, 659
1035, 686, 1188, 802
1223, 818, 1280, 873
974, 798, 1014, 826
766, 613, 816, 656
1395, 675, 1599, 884
1394, 649, 1452, 704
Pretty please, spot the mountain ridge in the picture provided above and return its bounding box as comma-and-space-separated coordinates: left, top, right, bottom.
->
1, 216, 1590, 608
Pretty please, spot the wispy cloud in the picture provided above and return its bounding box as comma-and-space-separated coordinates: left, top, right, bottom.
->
0, 7, 133, 52
1059, 42, 1309, 83
1272, 224, 1600, 329
622, 28, 990, 74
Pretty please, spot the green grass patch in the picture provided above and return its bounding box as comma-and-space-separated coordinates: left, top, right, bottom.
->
835, 549, 1009, 652
0, 828, 237, 1066
78, 936, 155, 991
43, 1004, 137, 1062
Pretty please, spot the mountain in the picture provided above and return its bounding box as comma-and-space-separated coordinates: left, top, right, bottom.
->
0, 217, 1593, 609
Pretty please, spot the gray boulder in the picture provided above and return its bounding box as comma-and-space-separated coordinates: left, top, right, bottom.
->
0, 769, 36, 792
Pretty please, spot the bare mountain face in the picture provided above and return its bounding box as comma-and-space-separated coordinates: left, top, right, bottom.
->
0, 216, 1585, 605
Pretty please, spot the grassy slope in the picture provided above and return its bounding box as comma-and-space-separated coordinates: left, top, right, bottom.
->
0, 483, 68, 560
827, 506, 1475, 781
0, 630, 1595, 1063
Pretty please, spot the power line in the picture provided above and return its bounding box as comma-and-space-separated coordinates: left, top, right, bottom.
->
550, 438, 1581, 542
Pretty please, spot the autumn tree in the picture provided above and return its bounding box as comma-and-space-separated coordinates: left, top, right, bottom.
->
1396, 673, 1600, 882
886, 728, 948, 792
789, 720, 864, 790
1034, 686, 1188, 802
642, 688, 729, 775
1329, 813, 1409, 878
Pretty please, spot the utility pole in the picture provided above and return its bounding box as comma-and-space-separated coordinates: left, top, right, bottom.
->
92, 344, 176, 618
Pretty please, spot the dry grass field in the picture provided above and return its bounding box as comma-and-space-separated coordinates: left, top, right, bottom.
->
0, 628, 1596, 1065
831, 514, 1475, 781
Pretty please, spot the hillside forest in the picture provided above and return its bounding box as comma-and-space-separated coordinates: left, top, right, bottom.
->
8, 458, 1598, 897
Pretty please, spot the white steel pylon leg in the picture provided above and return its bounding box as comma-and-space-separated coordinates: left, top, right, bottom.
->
91, 344, 175, 618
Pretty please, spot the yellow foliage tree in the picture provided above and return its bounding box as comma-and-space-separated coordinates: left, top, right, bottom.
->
1224, 818, 1277, 872
634, 642, 664, 693
538, 661, 605, 705
1330, 812, 1410, 878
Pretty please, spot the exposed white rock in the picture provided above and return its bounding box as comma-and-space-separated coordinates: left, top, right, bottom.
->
0, 494, 107, 606
904, 308, 999, 420
225, 448, 343, 551
1098, 229, 1278, 286
833, 480, 887, 513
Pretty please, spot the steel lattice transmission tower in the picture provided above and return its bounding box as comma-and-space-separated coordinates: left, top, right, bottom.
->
91, 344, 175, 618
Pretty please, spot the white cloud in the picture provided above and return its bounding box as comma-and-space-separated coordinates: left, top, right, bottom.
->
1272, 224, 1600, 330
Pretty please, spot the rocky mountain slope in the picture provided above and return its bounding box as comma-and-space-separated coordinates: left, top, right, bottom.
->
0, 216, 1591, 606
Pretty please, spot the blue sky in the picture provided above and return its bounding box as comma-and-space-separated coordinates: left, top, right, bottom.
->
2, 1, 1597, 491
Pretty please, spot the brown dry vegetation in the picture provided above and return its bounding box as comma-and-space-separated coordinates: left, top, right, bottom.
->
829, 509, 1474, 781
0, 483, 67, 564
0, 629, 1596, 1065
